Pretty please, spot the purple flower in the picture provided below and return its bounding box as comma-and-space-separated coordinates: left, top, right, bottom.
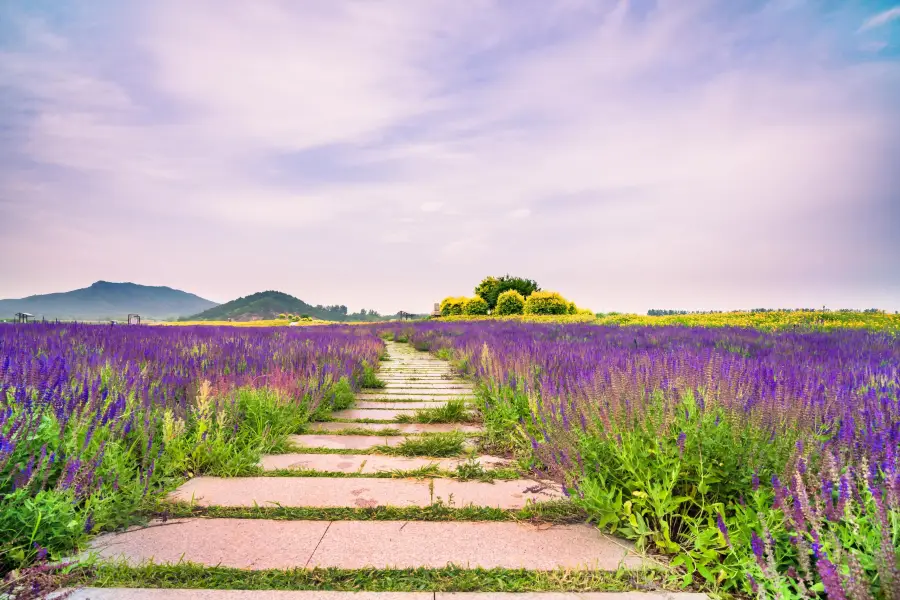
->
717, 513, 732, 548
676, 431, 686, 456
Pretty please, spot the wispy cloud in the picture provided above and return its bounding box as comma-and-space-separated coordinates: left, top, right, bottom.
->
858, 5, 900, 31
1, 1, 898, 312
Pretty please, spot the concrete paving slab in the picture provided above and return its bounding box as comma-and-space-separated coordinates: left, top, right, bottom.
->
438, 594, 708, 600
432, 479, 563, 507
170, 476, 551, 508
361, 391, 474, 396
88, 519, 328, 569
289, 434, 405, 450
355, 401, 454, 410
358, 395, 475, 402
259, 453, 506, 473
330, 409, 414, 421
66, 591, 434, 600
309, 521, 645, 570
383, 385, 475, 391
170, 477, 433, 508
311, 422, 483, 434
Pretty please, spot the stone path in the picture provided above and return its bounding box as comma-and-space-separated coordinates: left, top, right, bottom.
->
84, 340, 699, 598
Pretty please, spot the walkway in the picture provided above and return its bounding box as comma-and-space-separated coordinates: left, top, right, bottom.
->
72, 340, 702, 599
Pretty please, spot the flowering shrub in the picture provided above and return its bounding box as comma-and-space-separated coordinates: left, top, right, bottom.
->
439, 297, 467, 316
0, 323, 381, 572
495, 290, 525, 315
373, 321, 899, 597
523, 291, 570, 315
462, 297, 489, 316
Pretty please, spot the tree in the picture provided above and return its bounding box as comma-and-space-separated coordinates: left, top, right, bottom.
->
474, 275, 540, 310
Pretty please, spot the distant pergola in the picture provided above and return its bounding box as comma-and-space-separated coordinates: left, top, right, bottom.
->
14, 312, 34, 324
397, 311, 414, 321
127, 314, 141, 325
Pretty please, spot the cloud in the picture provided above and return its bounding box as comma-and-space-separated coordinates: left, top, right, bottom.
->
858, 6, 900, 31
1, 1, 898, 312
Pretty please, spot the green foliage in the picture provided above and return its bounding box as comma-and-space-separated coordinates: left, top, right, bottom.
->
395, 400, 474, 424
379, 431, 467, 457
360, 364, 386, 389
495, 290, 526, 315
462, 297, 489, 316
82, 563, 659, 593
474, 275, 540, 309
440, 297, 468, 317
523, 291, 570, 315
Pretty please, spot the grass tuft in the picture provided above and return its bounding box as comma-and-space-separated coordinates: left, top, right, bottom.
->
159, 499, 587, 524
395, 399, 475, 424
376, 431, 467, 457
79, 562, 672, 592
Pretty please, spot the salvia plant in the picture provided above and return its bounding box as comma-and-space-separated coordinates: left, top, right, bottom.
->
375, 321, 899, 599
0, 323, 382, 573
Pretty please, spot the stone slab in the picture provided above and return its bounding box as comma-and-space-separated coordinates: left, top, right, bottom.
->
88, 519, 329, 569
289, 434, 405, 450
310, 422, 483, 434
260, 453, 506, 473
382, 386, 474, 391
309, 521, 645, 570
66, 591, 433, 600
170, 477, 431, 508
360, 391, 474, 397
170, 477, 552, 509
355, 401, 454, 410
438, 595, 709, 600
358, 395, 475, 402
432, 479, 563, 507
330, 409, 414, 421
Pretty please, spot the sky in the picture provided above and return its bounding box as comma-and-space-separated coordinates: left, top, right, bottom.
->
1, 1, 899, 314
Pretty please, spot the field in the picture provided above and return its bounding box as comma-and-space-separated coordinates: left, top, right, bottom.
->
376, 322, 900, 598
1, 320, 898, 599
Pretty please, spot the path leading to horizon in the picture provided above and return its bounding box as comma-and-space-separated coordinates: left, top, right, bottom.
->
70, 341, 704, 599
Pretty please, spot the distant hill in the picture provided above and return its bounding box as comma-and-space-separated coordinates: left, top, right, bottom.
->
0, 281, 218, 321
183, 290, 416, 322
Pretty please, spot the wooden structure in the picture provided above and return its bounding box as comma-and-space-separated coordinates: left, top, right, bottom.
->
430, 303, 441, 317
14, 312, 34, 324
127, 314, 141, 325
397, 311, 414, 321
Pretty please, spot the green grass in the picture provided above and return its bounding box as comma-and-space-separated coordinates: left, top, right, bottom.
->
80, 563, 671, 592
361, 364, 386, 389
160, 499, 587, 524
258, 464, 521, 481
376, 431, 467, 457
306, 426, 404, 436
395, 399, 475, 424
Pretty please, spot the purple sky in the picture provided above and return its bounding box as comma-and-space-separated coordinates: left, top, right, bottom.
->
2, 1, 899, 313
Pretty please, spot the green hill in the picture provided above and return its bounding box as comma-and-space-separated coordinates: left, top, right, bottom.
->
0, 281, 218, 321
183, 290, 419, 322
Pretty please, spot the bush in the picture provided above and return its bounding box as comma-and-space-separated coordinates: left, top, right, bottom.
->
440, 297, 467, 316
495, 290, 525, 315
462, 296, 489, 315
475, 275, 540, 309
523, 291, 569, 315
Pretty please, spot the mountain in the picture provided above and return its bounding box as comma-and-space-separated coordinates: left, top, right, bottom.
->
183, 290, 416, 322
183, 290, 346, 322
0, 281, 218, 321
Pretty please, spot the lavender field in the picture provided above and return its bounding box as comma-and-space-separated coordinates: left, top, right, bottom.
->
377, 322, 900, 598
2, 320, 898, 599
0, 323, 382, 572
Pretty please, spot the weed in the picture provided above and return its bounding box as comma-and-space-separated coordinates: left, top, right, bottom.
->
377, 431, 467, 457
79, 563, 670, 592
395, 400, 475, 424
